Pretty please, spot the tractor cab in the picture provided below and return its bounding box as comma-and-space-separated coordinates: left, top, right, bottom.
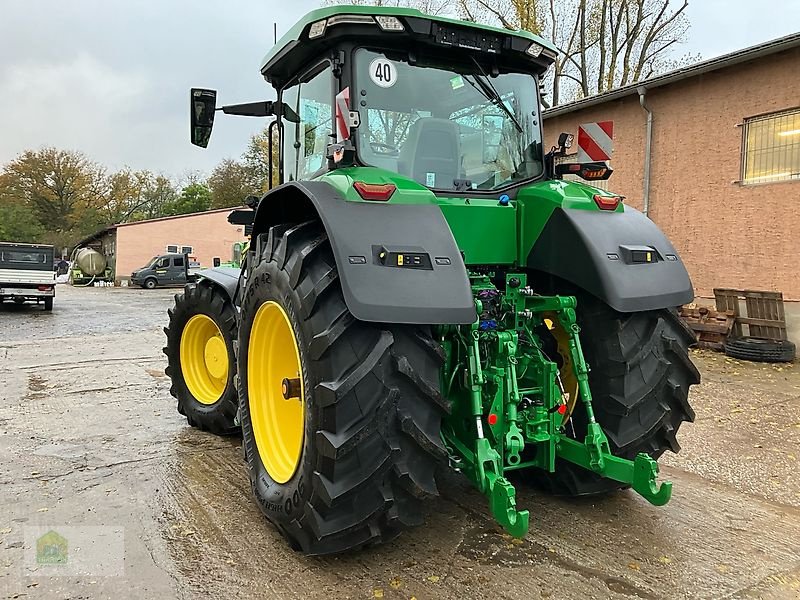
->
192, 6, 561, 194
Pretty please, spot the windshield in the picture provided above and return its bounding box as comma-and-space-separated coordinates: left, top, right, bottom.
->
354, 49, 544, 192
144, 256, 159, 268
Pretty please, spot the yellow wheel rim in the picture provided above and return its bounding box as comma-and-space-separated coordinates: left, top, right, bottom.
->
180, 314, 229, 405
545, 317, 580, 425
248, 301, 305, 484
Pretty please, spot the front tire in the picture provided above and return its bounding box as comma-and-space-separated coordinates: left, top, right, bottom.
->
144, 278, 157, 289
529, 295, 700, 496
238, 221, 446, 555
164, 282, 239, 435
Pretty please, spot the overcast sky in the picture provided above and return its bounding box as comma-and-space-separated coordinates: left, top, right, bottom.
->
0, 0, 798, 179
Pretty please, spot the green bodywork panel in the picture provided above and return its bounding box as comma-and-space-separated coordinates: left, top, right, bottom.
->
261, 5, 557, 72
316, 167, 621, 266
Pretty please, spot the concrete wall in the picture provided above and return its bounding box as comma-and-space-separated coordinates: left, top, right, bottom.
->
544, 46, 800, 303
115, 209, 246, 281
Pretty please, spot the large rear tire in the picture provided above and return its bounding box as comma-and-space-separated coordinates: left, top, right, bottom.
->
238, 221, 446, 555
164, 282, 239, 435
528, 295, 700, 496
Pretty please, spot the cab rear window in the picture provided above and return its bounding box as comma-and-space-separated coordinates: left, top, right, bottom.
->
1, 250, 46, 264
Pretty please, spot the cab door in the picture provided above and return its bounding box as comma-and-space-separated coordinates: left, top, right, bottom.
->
153, 256, 170, 282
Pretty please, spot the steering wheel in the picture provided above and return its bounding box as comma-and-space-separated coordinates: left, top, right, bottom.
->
369, 141, 400, 156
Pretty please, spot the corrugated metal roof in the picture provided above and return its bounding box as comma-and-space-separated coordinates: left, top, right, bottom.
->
544, 32, 800, 119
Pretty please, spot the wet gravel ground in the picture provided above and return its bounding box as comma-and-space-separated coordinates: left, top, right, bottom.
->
1, 284, 798, 599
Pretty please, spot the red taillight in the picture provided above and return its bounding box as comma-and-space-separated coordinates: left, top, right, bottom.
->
593, 194, 621, 211
37, 285, 52, 291
353, 182, 396, 201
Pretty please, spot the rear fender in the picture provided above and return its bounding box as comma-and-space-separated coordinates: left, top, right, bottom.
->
252, 181, 475, 324
527, 206, 693, 312
196, 267, 241, 304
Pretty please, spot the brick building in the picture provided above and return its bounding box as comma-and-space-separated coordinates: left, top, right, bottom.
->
543, 34, 800, 308
77, 208, 247, 284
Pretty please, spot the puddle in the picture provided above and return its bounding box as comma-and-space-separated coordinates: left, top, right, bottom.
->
457, 526, 656, 598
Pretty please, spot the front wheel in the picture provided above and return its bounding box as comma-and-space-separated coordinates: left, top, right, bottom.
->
164, 282, 239, 435
143, 278, 157, 289
238, 221, 447, 555
528, 294, 700, 496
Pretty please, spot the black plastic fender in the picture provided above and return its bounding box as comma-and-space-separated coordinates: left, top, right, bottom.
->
252, 181, 476, 324
196, 267, 241, 302
527, 206, 694, 313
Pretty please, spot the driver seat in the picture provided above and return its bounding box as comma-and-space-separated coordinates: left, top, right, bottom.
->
398, 118, 461, 188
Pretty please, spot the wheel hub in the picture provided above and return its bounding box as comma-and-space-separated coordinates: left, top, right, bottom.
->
204, 336, 228, 380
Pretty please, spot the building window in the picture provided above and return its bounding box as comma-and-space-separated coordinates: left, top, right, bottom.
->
741, 107, 800, 185
181, 246, 193, 255
166, 245, 178, 253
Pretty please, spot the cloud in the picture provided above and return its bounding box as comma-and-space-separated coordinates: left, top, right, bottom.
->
0, 54, 152, 169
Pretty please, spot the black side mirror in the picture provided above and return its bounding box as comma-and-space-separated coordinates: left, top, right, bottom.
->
557, 132, 574, 154
191, 88, 217, 148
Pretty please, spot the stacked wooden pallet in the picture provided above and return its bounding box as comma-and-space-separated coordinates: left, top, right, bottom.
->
678, 305, 736, 350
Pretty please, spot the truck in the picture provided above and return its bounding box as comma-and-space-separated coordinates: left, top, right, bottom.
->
0, 242, 56, 311
163, 5, 700, 555
68, 246, 114, 285
130, 253, 200, 289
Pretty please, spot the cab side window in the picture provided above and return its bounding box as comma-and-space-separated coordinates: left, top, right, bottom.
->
173, 257, 185, 268
282, 64, 332, 181
156, 258, 169, 269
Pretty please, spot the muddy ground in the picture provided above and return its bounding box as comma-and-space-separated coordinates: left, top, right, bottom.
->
1, 285, 798, 599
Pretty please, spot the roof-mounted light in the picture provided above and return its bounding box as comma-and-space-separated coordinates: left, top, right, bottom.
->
526, 42, 544, 58
308, 19, 327, 39
326, 14, 375, 27
375, 15, 404, 31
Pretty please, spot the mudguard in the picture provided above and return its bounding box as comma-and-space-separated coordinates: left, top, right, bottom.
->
528, 206, 693, 313
252, 181, 476, 324
196, 266, 241, 302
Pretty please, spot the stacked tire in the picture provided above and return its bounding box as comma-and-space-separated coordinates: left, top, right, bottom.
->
724, 337, 796, 363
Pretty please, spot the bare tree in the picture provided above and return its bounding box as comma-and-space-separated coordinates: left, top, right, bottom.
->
338, 0, 696, 105
459, 0, 695, 104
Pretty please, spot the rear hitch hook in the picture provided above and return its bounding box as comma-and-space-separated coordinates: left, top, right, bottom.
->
631, 453, 672, 506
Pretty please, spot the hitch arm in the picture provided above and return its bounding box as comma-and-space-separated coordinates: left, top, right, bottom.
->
556, 438, 672, 506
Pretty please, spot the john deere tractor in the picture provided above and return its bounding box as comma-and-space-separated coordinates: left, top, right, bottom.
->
164, 5, 699, 555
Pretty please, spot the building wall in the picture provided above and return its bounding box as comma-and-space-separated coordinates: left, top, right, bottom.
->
544, 46, 800, 301
115, 209, 245, 281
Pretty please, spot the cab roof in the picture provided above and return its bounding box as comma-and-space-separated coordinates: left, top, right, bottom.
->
260, 5, 557, 87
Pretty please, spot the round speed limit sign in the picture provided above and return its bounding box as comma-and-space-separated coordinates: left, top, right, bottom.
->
369, 58, 397, 88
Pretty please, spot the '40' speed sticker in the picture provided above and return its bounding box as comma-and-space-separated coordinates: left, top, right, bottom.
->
369, 58, 397, 88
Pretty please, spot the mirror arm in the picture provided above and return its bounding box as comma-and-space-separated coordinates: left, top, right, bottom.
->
220, 101, 276, 117
218, 101, 300, 123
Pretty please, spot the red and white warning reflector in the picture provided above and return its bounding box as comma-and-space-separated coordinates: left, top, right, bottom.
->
335, 87, 351, 142
576, 121, 613, 163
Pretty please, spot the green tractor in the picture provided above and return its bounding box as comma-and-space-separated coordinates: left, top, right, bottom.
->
164, 5, 699, 555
